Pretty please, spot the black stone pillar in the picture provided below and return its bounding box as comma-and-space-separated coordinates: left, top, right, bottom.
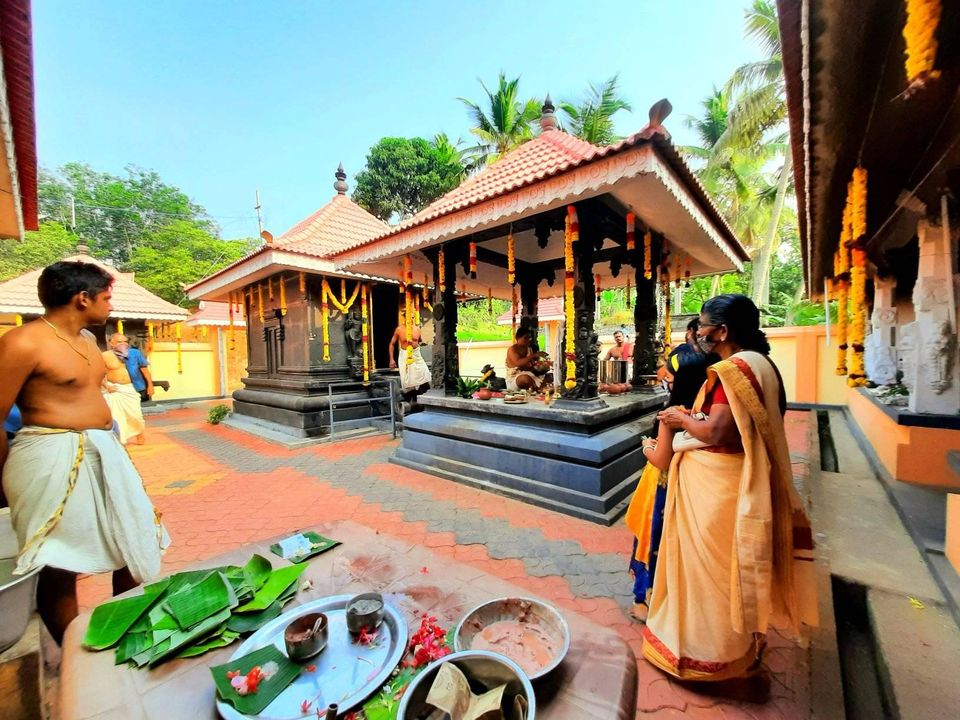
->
561, 215, 600, 401
429, 246, 460, 395
518, 272, 540, 351
632, 233, 661, 390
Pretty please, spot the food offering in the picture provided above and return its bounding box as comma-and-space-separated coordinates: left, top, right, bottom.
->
502, 390, 529, 404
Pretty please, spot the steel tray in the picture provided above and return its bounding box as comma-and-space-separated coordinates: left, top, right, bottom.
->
216, 595, 408, 719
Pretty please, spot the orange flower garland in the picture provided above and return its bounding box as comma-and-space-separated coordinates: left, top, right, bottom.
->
469, 242, 477, 279
626, 212, 635, 252
643, 231, 652, 280
903, 0, 941, 89
405, 287, 414, 367
564, 206, 578, 390
279, 274, 287, 315
438, 247, 446, 293
257, 283, 264, 322
507, 230, 516, 285
834, 196, 852, 376
320, 281, 331, 361
299, 271, 306, 295
848, 167, 869, 386
685, 255, 692, 287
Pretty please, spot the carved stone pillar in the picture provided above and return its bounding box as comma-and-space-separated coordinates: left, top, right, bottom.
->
560, 222, 600, 400
632, 234, 661, 389
430, 246, 460, 395
864, 276, 898, 386
908, 218, 959, 414
518, 272, 540, 351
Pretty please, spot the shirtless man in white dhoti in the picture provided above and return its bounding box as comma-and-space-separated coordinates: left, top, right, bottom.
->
505, 326, 551, 391
388, 313, 432, 393
0, 261, 169, 643
102, 337, 146, 445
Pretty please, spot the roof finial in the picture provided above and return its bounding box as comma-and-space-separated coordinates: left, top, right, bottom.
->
76, 238, 90, 256
540, 94, 558, 132
334, 163, 348, 195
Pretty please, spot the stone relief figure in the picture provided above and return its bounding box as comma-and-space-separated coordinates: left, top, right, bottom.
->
864, 331, 898, 386
343, 307, 362, 360
925, 320, 957, 394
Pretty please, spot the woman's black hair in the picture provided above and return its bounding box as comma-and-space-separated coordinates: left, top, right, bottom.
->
700, 293, 770, 354
37, 261, 113, 309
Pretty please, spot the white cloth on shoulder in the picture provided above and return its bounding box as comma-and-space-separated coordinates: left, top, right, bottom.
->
399, 346, 432, 390
104, 382, 146, 444
2, 426, 170, 582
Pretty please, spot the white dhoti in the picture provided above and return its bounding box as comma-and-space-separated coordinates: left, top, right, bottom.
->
505, 367, 541, 391
399, 346, 432, 390
2, 427, 170, 583
104, 382, 146, 444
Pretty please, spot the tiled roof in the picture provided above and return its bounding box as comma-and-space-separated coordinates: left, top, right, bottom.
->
495, 296, 565, 325
336, 126, 745, 262
0, 254, 189, 320
1, 0, 38, 231
275, 193, 388, 257
186, 300, 244, 327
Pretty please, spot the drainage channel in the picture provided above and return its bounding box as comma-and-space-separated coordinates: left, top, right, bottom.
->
832, 577, 894, 719
817, 410, 839, 473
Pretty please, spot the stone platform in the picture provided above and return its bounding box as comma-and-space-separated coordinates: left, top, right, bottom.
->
391, 390, 665, 524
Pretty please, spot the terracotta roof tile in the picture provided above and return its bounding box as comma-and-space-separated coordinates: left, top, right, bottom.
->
0, 254, 189, 320
495, 296, 565, 325
275, 193, 388, 257
186, 300, 244, 327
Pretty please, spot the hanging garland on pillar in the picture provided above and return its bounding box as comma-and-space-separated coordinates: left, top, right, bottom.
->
903, 0, 941, 91
279, 274, 287, 315
507, 229, 515, 285
626, 212, 635, 253
834, 194, 852, 376
674, 252, 682, 289
405, 287, 414, 367
563, 206, 578, 390
438, 247, 446, 293
361, 283, 370, 383
469, 242, 477, 279
299, 272, 306, 295
643, 231, 653, 280
320, 281, 331, 361
848, 167, 869, 386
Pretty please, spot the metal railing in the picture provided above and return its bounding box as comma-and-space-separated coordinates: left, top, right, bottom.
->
325, 379, 398, 440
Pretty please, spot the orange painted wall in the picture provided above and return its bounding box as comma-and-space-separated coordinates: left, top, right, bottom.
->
847, 387, 959, 490
947, 495, 960, 574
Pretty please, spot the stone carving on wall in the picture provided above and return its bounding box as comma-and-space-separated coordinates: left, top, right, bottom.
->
898, 322, 918, 391
865, 278, 898, 386
925, 320, 957, 394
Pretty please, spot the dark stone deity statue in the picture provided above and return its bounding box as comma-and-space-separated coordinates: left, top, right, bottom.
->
344, 307, 363, 379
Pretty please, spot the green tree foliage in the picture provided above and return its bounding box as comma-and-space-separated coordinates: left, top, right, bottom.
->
0, 221, 82, 281
352, 137, 467, 222
559, 75, 633, 145
39, 163, 216, 265
460, 73, 541, 165
127, 220, 251, 305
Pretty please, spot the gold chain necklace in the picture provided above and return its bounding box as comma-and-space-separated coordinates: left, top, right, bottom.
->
41, 316, 92, 366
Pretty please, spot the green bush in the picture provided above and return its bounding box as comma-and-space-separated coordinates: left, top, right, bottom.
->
207, 404, 230, 425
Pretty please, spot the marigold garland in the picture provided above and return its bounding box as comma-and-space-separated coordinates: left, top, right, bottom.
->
847, 166, 869, 386
299, 272, 306, 295
626, 212, 635, 253
469, 242, 477, 279
320, 282, 330, 361
563, 206, 578, 390
643, 231, 653, 280
507, 231, 515, 285
322, 278, 361, 314
361, 283, 370, 383
279, 274, 287, 316
117, 319, 124, 335
405, 288, 414, 367
257, 283, 264, 323
903, 0, 941, 89
834, 195, 852, 376
438, 247, 446, 292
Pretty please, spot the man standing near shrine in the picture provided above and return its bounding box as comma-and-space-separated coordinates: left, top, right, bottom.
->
388, 312, 431, 394
110, 333, 153, 402
604, 330, 633, 361
0, 261, 169, 644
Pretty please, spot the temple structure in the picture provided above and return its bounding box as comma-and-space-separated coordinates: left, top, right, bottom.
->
186, 167, 400, 438
777, 0, 960, 601
331, 99, 747, 522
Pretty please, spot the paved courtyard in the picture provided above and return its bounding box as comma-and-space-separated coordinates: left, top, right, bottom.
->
77, 403, 816, 719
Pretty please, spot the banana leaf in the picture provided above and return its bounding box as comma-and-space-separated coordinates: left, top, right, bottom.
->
243, 554, 273, 590
225, 601, 283, 634
176, 629, 239, 659
141, 577, 171, 597
211, 644, 302, 716
115, 628, 176, 665
164, 572, 235, 630
129, 601, 179, 634
147, 609, 231, 667
234, 563, 306, 613
83, 593, 160, 650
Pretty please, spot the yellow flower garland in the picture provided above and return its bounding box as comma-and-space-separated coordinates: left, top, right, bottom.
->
361, 283, 370, 383
320, 282, 330, 361
15, 314, 22, 326
643, 231, 652, 280
848, 166, 869, 386
507, 231, 515, 285
117, 319, 124, 334
903, 0, 941, 88
268, 277, 273, 301
438, 247, 446, 293
279, 274, 287, 316
469, 242, 477, 279
405, 288, 414, 366
564, 206, 578, 390
834, 194, 852, 376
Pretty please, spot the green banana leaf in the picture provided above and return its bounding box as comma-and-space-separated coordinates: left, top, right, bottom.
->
243, 554, 273, 590
176, 629, 239, 658
164, 571, 235, 630
225, 601, 283, 634
211, 644, 303, 716
234, 563, 306, 613
83, 593, 159, 650
147, 609, 231, 667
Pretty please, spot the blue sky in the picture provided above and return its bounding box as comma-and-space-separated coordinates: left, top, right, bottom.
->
33, 0, 759, 239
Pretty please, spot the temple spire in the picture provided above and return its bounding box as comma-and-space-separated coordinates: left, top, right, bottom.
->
334, 163, 348, 195
540, 94, 558, 132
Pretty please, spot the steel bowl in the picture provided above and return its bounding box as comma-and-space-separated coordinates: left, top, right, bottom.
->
345, 592, 385, 634
283, 611, 328, 661
396, 650, 536, 720
453, 597, 570, 680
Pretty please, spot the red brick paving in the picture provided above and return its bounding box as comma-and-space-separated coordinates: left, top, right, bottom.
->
75, 403, 816, 718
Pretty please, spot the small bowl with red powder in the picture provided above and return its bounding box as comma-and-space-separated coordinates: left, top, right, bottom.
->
453, 597, 570, 680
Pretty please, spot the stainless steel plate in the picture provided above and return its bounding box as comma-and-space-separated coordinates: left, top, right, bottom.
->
216, 595, 408, 720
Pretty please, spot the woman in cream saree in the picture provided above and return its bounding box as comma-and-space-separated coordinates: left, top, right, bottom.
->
641, 295, 816, 681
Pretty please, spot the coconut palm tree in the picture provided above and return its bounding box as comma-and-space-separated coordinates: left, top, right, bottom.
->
559, 75, 633, 145
459, 73, 541, 165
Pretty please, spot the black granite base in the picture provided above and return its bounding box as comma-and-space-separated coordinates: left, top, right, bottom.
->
391, 390, 665, 524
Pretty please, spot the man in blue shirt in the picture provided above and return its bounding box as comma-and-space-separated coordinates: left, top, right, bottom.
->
109, 334, 154, 402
